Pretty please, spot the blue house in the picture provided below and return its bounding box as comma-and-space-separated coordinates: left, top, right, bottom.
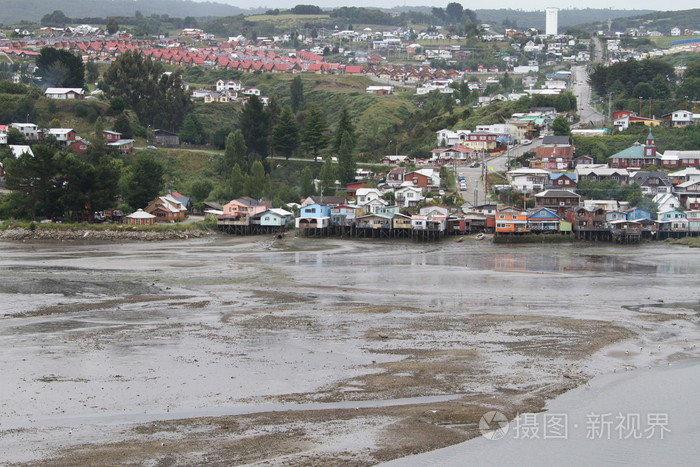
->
296, 203, 332, 229
625, 207, 652, 221
259, 208, 294, 227
606, 210, 626, 222
527, 207, 561, 232
299, 203, 332, 218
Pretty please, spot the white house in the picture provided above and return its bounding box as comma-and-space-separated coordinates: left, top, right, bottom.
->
653, 193, 681, 212
506, 168, 551, 193
216, 79, 242, 92
436, 129, 471, 147
670, 109, 694, 127
44, 88, 85, 99
355, 188, 383, 205
395, 186, 423, 207
241, 87, 261, 96
9, 123, 38, 140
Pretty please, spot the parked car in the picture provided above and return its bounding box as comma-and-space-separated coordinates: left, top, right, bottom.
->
146, 145, 157, 150
459, 181, 467, 190
521, 139, 532, 145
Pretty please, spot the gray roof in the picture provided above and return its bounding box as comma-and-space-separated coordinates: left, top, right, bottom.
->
542, 136, 572, 145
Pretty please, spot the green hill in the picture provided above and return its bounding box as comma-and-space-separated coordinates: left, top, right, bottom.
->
579, 8, 700, 34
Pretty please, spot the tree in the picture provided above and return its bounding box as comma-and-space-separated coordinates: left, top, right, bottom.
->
445, 3, 463, 23
41, 10, 70, 27
300, 166, 315, 198
4, 145, 62, 219
336, 131, 356, 186
179, 114, 205, 145
113, 113, 133, 139
290, 75, 304, 113
302, 105, 329, 161
632, 82, 655, 99
6, 127, 26, 145
677, 77, 700, 101
86, 62, 99, 84
223, 130, 248, 174
190, 179, 213, 203
273, 106, 299, 160
245, 160, 269, 199
36, 47, 85, 88
552, 115, 571, 136
106, 17, 119, 35
239, 95, 270, 160
122, 155, 164, 209
333, 106, 355, 154
101, 51, 191, 130
227, 163, 247, 200
318, 156, 336, 196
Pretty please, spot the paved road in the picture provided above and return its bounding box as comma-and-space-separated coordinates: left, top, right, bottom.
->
455, 141, 542, 206
571, 65, 607, 127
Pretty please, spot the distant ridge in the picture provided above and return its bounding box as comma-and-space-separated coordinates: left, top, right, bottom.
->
576, 8, 700, 33
0, 0, 260, 25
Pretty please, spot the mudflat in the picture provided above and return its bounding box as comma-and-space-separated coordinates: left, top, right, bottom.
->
1, 237, 698, 465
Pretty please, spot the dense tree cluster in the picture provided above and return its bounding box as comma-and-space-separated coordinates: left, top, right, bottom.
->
101, 51, 192, 131
588, 58, 675, 99
35, 47, 85, 88
0, 146, 126, 220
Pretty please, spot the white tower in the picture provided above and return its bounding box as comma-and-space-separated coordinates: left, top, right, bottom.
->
545, 7, 559, 36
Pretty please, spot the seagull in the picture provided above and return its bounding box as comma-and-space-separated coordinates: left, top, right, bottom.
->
625, 350, 629, 355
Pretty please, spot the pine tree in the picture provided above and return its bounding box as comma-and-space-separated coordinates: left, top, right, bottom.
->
318, 156, 336, 196
239, 95, 270, 159
228, 163, 247, 200
333, 106, 355, 154
337, 131, 356, 186
300, 166, 315, 198
223, 130, 248, 174
245, 160, 269, 199
179, 114, 205, 144
273, 106, 300, 160
290, 75, 304, 113
301, 105, 329, 161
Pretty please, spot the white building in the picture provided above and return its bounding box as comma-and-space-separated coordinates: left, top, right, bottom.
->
545, 7, 559, 36
10, 123, 38, 140
44, 88, 85, 99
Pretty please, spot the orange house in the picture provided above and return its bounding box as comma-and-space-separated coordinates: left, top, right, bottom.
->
495, 207, 530, 233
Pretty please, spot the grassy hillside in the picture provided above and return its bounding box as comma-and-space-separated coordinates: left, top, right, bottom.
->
581, 8, 700, 34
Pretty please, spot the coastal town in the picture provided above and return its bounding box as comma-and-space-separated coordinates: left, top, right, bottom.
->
2, 3, 700, 467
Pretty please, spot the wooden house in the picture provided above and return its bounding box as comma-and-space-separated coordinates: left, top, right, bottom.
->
330, 205, 362, 226
296, 203, 332, 229
144, 195, 188, 222
568, 206, 607, 232
527, 207, 560, 232
125, 208, 155, 225
495, 207, 530, 234
355, 213, 392, 229
221, 197, 269, 225
392, 213, 412, 230
259, 208, 294, 227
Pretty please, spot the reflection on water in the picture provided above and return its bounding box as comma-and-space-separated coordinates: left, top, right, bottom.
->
261, 242, 695, 277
